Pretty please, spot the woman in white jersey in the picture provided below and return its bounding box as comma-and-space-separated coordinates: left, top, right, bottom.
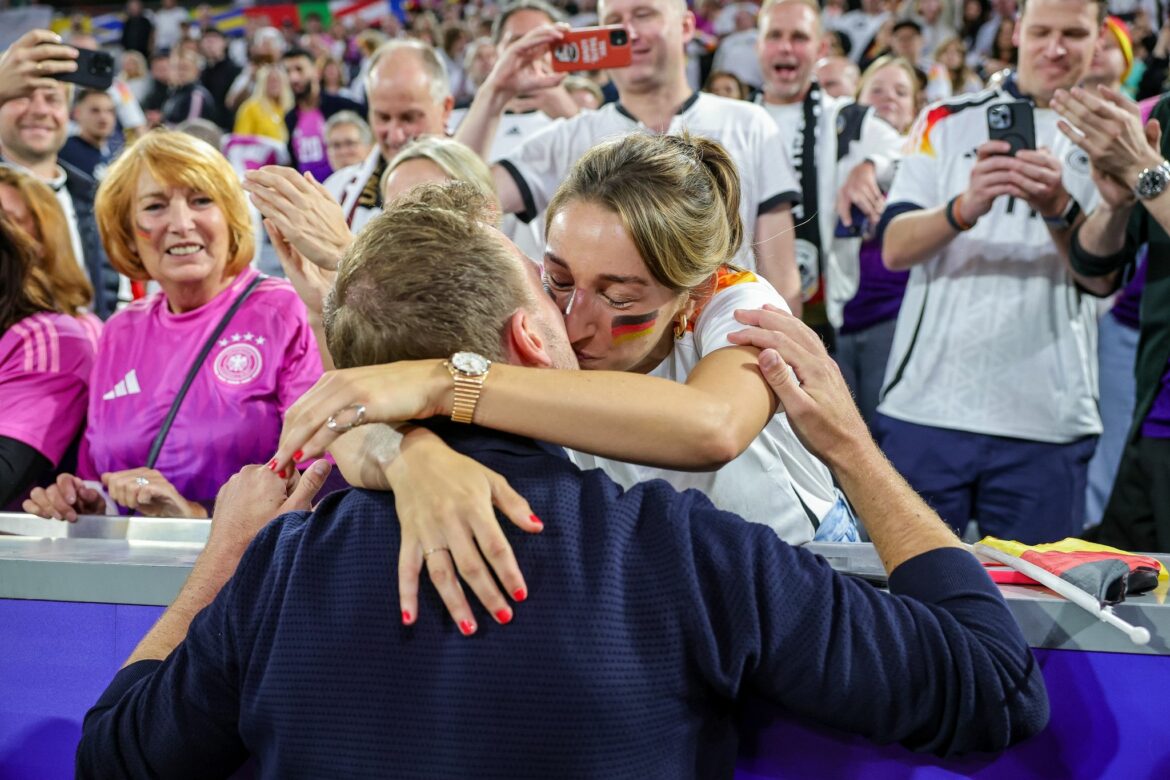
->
275, 133, 856, 619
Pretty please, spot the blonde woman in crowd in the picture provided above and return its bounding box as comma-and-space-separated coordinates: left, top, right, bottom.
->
925, 35, 984, 102
233, 64, 294, 142
832, 56, 920, 427
379, 135, 499, 209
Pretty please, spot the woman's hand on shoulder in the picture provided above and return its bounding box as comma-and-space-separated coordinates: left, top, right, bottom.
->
390, 427, 542, 635
23, 473, 106, 521
101, 468, 207, 518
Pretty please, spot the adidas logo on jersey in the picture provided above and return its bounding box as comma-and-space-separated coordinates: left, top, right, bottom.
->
102, 369, 141, 400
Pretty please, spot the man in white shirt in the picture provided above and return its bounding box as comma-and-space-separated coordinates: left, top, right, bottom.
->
447, 0, 582, 259
456, 0, 804, 313
321, 39, 453, 233
878, 0, 1112, 543
828, 0, 891, 64
755, 0, 904, 338
152, 0, 190, 53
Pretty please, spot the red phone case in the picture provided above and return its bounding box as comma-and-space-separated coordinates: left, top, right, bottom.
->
551, 26, 632, 72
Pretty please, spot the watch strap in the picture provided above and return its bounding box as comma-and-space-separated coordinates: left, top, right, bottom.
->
1042, 196, 1081, 229
450, 372, 485, 424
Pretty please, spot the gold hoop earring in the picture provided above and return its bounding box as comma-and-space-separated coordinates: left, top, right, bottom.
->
673, 313, 689, 340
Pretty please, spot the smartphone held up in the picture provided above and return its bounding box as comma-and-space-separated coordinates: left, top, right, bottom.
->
50, 47, 115, 92
986, 100, 1036, 156
551, 26, 632, 73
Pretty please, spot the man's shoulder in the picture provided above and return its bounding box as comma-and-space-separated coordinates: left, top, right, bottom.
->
322, 93, 365, 117
686, 93, 776, 136
60, 158, 97, 199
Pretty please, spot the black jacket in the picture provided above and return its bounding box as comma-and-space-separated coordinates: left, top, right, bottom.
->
60, 158, 121, 320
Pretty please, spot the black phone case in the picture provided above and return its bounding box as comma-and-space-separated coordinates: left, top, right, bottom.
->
986, 101, 1036, 156
54, 48, 115, 92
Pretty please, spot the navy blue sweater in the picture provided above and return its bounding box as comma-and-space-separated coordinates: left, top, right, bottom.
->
76, 427, 1048, 778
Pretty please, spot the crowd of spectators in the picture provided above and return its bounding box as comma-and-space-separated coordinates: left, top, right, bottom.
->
2, 0, 1169, 772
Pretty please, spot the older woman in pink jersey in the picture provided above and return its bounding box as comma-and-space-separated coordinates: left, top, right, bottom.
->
24, 130, 323, 520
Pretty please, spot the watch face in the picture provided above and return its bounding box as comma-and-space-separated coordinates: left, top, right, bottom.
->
451, 351, 491, 375
1138, 165, 1170, 200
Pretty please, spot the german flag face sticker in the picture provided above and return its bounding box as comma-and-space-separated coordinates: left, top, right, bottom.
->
610, 310, 659, 345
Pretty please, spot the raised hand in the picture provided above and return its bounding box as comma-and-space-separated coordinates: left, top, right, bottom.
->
0, 31, 78, 104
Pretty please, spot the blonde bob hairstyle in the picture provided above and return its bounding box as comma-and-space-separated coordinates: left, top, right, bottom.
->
380, 135, 500, 215
250, 64, 294, 113
96, 130, 255, 280
0, 167, 93, 316
546, 132, 743, 295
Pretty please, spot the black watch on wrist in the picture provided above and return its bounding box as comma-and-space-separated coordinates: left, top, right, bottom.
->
1042, 196, 1081, 230
1134, 160, 1170, 201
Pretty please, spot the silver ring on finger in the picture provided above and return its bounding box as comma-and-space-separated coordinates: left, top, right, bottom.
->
326, 403, 367, 432
422, 546, 450, 559
135, 476, 150, 486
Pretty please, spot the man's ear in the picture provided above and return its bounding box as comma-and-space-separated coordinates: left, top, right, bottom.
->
504, 308, 554, 368
681, 10, 698, 46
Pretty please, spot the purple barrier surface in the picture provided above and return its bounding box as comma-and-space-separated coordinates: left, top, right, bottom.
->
2, 598, 1168, 779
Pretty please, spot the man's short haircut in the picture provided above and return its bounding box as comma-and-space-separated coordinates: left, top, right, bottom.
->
280, 46, 315, 63
73, 88, 112, 107
324, 183, 527, 368
1018, 0, 1107, 24
367, 38, 451, 103
491, 0, 565, 44
202, 26, 225, 38
325, 110, 373, 145
759, 0, 825, 36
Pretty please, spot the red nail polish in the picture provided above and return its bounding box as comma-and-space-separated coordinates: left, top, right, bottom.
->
266, 458, 278, 471
529, 514, 543, 528
512, 588, 527, 602
495, 609, 512, 624
402, 610, 412, 624
459, 620, 476, 636
278, 469, 287, 479
292, 450, 303, 461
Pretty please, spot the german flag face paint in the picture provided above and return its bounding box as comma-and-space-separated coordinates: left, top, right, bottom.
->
610, 310, 659, 345
134, 222, 152, 242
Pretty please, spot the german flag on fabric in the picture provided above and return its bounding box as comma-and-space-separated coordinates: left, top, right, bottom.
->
980, 537, 1167, 606
686, 266, 757, 334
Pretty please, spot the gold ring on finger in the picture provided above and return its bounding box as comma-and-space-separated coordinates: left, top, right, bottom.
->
423, 546, 449, 559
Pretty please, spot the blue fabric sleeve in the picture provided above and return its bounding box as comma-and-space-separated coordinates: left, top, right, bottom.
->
675, 491, 1048, 757
73, 516, 303, 779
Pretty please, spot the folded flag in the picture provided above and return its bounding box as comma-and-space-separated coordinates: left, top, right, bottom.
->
979, 536, 1166, 607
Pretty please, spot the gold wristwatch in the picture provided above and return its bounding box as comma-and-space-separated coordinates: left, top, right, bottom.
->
444, 351, 492, 423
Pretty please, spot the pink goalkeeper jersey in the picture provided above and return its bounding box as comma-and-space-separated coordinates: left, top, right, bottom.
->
0, 312, 99, 464
80, 268, 323, 505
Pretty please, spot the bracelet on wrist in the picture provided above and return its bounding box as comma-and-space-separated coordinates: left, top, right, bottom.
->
945, 194, 975, 232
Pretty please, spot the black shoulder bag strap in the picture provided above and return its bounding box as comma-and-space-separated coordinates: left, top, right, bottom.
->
145, 274, 266, 468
